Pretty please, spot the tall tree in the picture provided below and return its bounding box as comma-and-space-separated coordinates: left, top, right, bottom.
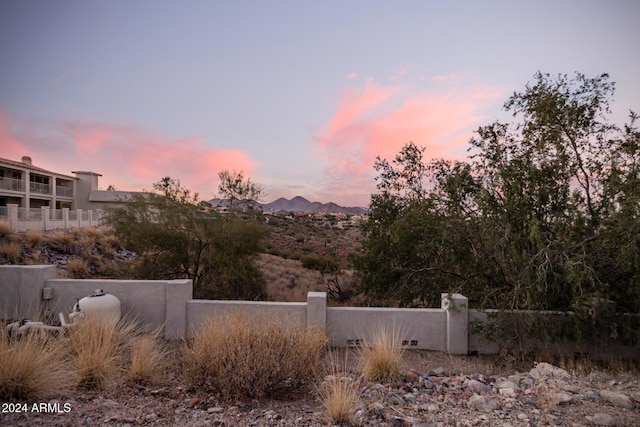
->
356, 72, 640, 323
217, 169, 265, 213
108, 175, 268, 300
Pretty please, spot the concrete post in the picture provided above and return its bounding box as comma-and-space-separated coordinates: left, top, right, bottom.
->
441, 293, 469, 355
7, 204, 18, 229
164, 279, 193, 340
24, 171, 30, 211
76, 209, 82, 227
306, 291, 327, 332
42, 206, 49, 230
63, 208, 69, 228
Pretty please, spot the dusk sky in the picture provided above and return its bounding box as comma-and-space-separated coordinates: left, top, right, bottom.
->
1, 1, 638, 207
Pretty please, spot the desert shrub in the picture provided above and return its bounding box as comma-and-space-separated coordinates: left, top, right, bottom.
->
67, 315, 137, 389
46, 230, 75, 254
0, 332, 75, 400
0, 241, 22, 263
318, 351, 359, 425
182, 310, 327, 400
82, 226, 104, 240
0, 221, 14, 239
93, 258, 120, 276
26, 229, 43, 247
360, 324, 405, 382
66, 258, 90, 279
24, 251, 43, 265
127, 332, 170, 384
78, 234, 97, 253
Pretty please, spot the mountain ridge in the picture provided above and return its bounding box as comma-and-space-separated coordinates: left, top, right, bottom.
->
208, 196, 367, 214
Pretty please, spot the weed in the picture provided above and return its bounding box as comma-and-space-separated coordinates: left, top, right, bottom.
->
66, 258, 90, 279
67, 315, 137, 389
318, 350, 359, 425
0, 221, 14, 239
0, 241, 22, 263
182, 310, 327, 401
127, 332, 170, 384
0, 332, 75, 400
46, 230, 75, 254
360, 324, 405, 382
26, 229, 43, 247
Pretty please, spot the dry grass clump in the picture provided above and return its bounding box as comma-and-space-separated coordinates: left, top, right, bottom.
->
0, 331, 75, 400
66, 257, 90, 278
0, 221, 14, 238
67, 315, 137, 389
26, 229, 43, 247
318, 351, 360, 425
182, 310, 327, 401
127, 332, 170, 384
46, 230, 75, 254
0, 241, 22, 263
360, 324, 405, 382
82, 226, 105, 240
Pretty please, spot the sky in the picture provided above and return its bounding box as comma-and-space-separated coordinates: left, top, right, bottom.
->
1, 1, 639, 207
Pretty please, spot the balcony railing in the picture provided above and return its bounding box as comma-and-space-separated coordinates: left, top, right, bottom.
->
56, 186, 74, 197
0, 177, 24, 192
30, 181, 51, 194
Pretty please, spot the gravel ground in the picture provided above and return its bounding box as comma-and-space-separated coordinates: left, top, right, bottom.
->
2, 350, 639, 427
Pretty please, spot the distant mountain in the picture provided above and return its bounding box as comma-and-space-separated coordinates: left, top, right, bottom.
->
208, 196, 367, 214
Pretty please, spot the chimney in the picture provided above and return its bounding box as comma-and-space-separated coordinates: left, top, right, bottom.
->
21, 156, 32, 165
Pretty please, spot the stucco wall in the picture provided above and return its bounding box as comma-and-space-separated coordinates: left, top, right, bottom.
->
1, 265, 637, 358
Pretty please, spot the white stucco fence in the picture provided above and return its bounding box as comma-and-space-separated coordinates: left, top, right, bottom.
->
1, 265, 637, 359
0, 205, 103, 232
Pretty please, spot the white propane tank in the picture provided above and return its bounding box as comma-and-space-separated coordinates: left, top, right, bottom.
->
77, 289, 121, 322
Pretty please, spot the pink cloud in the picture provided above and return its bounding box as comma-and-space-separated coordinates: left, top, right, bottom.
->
0, 110, 31, 157
68, 121, 256, 197
1, 112, 256, 199
315, 76, 507, 206
389, 67, 410, 81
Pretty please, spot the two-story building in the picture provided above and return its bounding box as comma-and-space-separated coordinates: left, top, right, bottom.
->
0, 156, 77, 211
0, 155, 143, 215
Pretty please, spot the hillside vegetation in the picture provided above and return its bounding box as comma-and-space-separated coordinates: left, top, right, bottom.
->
0, 217, 363, 304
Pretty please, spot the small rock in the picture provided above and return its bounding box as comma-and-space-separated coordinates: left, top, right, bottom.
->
531, 362, 570, 380
586, 412, 616, 426
468, 379, 491, 394
549, 391, 574, 405
187, 397, 201, 407
469, 394, 497, 412
546, 413, 560, 425
599, 390, 634, 409
431, 367, 445, 376
405, 369, 420, 382
499, 387, 516, 398
207, 406, 224, 413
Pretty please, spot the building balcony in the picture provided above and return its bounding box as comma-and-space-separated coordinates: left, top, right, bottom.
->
56, 186, 74, 197
0, 177, 25, 192
30, 181, 51, 194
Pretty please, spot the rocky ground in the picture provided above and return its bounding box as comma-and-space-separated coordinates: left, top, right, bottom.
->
3, 351, 638, 427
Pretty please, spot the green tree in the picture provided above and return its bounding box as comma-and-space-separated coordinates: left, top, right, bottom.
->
356, 72, 640, 322
108, 174, 268, 299
217, 169, 265, 213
